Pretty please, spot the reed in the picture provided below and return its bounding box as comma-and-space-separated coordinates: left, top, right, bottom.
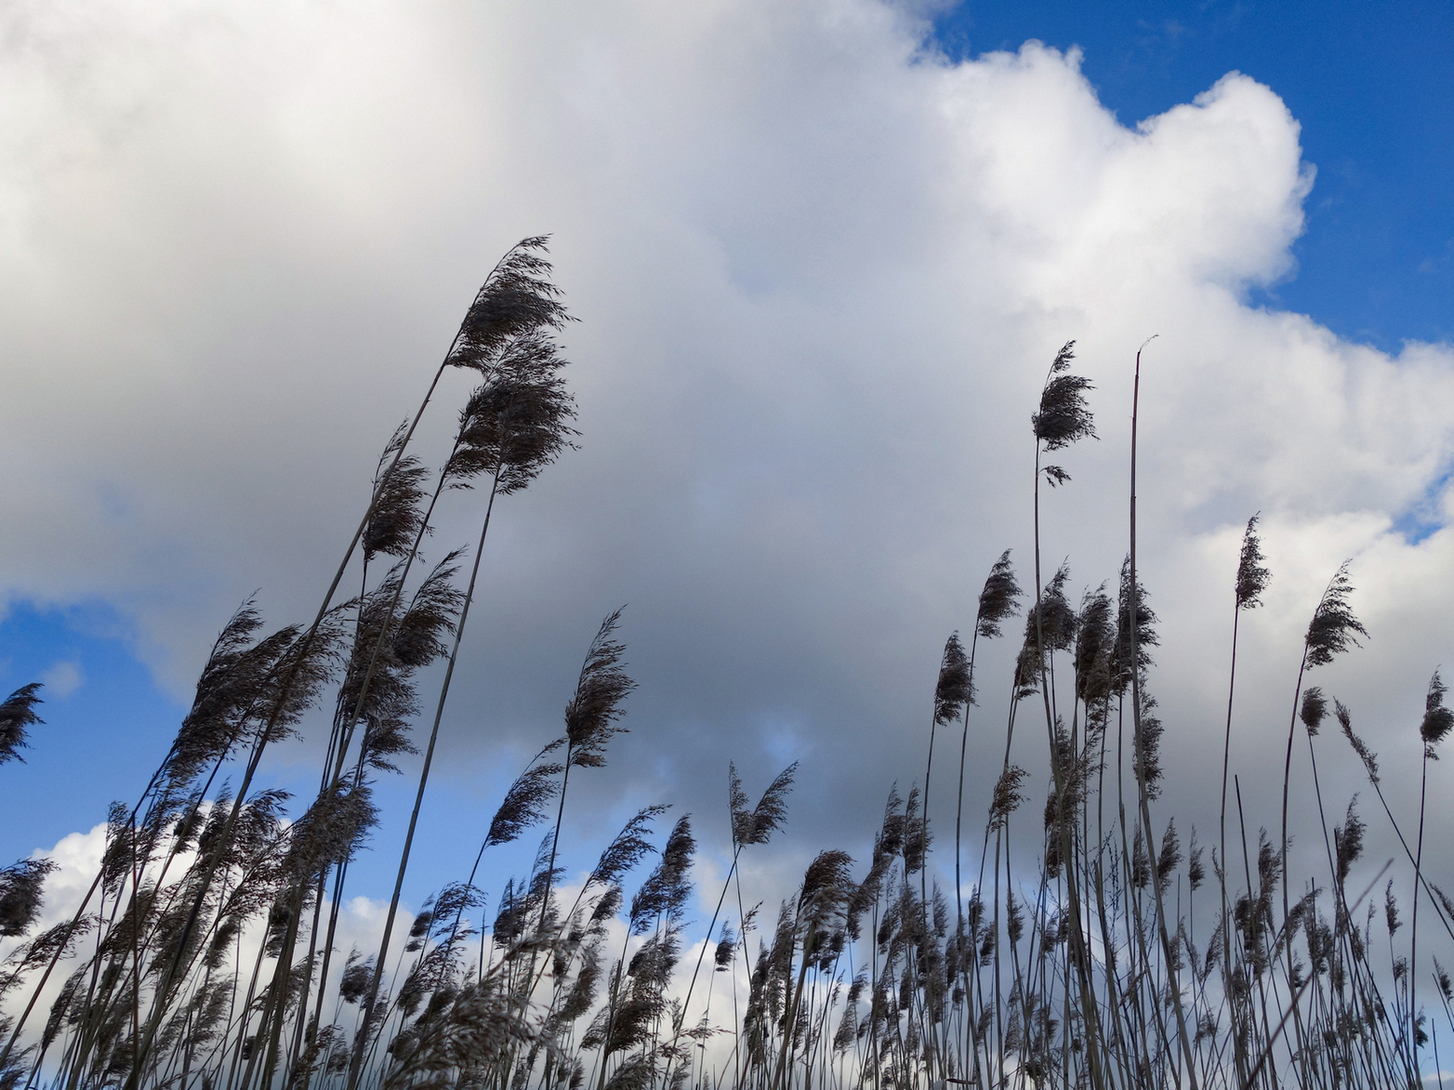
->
3, 288, 1452, 1090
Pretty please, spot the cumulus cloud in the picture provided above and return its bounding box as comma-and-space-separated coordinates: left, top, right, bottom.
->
0, 0, 1451, 901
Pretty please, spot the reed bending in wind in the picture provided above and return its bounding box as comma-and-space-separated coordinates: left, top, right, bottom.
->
0, 238, 578, 1090
9, 282, 1454, 1090
1278, 564, 1368, 1007
347, 316, 580, 1090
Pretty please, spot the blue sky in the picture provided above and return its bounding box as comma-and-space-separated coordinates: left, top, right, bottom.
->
2, 0, 1453, 939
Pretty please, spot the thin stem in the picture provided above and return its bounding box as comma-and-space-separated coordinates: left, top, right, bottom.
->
348, 467, 502, 1090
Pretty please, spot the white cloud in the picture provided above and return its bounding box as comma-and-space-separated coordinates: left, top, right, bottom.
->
0, 0, 1451, 904
39, 660, 82, 700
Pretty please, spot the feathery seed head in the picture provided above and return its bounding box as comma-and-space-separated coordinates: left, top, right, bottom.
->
446, 332, 580, 495
0, 683, 43, 766
486, 762, 565, 847
901, 787, 929, 873
799, 850, 855, 931
1132, 695, 1166, 799
1305, 562, 1368, 668
629, 815, 694, 932
564, 608, 635, 767
1421, 670, 1454, 757
1188, 834, 1205, 891
1073, 586, 1115, 707
590, 805, 668, 889
1300, 686, 1328, 736
0, 858, 57, 937
1335, 798, 1364, 885
989, 766, 1028, 832
339, 952, 374, 1005
1156, 820, 1182, 895
1336, 699, 1380, 784
714, 924, 737, 971
975, 550, 1022, 639
1032, 340, 1096, 454
933, 632, 973, 723
1235, 514, 1271, 609
1113, 557, 1158, 694
446, 237, 571, 374
731, 762, 797, 847
363, 427, 430, 562
1014, 563, 1076, 699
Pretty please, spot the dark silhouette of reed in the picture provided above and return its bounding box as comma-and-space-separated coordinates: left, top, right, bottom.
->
3, 280, 1452, 1090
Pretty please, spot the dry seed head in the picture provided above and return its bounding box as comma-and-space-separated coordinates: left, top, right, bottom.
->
933, 632, 973, 722
0, 683, 43, 766
446, 236, 572, 374
363, 427, 430, 562
1073, 585, 1115, 706
799, 850, 855, 930
730, 761, 797, 847
1235, 514, 1271, 609
1113, 557, 1158, 693
447, 333, 579, 496
487, 762, 565, 847
989, 766, 1028, 831
1334, 797, 1364, 885
564, 607, 634, 767
1015, 563, 1077, 699
1131, 827, 1150, 890
1187, 832, 1205, 890
0, 858, 58, 937
1421, 669, 1454, 757
590, 805, 668, 889
1336, 699, 1380, 784
1305, 561, 1368, 668
629, 815, 694, 932
1156, 819, 1181, 895
1132, 694, 1166, 799
976, 550, 1023, 640
714, 924, 736, 971
1032, 340, 1096, 454
1300, 686, 1328, 736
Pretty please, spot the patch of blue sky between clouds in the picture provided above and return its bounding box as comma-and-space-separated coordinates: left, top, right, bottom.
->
1392, 467, 1454, 545
0, 601, 186, 859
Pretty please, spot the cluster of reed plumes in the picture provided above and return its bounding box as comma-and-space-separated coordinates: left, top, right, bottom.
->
2, 247, 1452, 1090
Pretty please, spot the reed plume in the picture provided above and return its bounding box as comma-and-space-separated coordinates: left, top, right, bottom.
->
0, 860, 57, 939
486, 758, 567, 850
1304, 563, 1369, 668
0, 684, 43, 767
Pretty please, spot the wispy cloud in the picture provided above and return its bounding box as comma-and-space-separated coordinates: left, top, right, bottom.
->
39, 660, 83, 700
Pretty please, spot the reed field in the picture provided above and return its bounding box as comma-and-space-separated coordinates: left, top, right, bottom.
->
3, 237, 1453, 1090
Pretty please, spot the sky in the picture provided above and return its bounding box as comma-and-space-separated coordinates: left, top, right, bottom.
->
2, 0, 1453, 947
